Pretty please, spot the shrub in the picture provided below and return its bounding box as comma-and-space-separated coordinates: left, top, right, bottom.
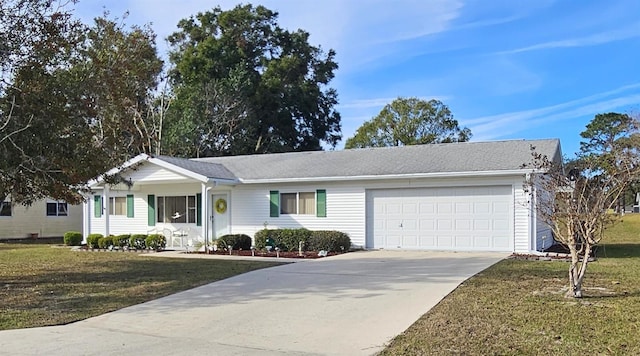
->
216, 234, 252, 250
130, 234, 147, 250
63, 231, 83, 246
113, 234, 130, 248
98, 236, 114, 249
308, 230, 351, 252
254, 228, 312, 251
145, 234, 166, 251
86, 234, 103, 249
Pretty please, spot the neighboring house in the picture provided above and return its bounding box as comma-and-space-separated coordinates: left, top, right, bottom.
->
0, 198, 82, 239
84, 139, 561, 253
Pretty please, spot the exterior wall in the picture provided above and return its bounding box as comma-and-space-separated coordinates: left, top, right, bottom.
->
230, 183, 366, 247
0, 200, 82, 239
88, 183, 207, 246
86, 172, 538, 252
230, 174, 533, 252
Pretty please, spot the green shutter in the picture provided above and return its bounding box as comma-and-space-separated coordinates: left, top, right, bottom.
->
147, 195, 155, 226
269, 191, 279, 217
94, 195, 102, 218
196, 193, 202, 226
126, 194, 134, 218
316, 189, 327, 218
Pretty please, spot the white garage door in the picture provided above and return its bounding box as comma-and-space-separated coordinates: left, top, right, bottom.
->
367, 186, 513, 251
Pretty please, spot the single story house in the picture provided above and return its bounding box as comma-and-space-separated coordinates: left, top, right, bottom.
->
0, 198, 82, 239
84, 139, 561, 253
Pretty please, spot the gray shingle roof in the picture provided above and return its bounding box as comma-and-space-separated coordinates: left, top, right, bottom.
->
190, 139, 561, 181
155, 155, 237, 180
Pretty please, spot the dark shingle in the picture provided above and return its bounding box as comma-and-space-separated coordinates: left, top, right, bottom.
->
192, 139, 561, 181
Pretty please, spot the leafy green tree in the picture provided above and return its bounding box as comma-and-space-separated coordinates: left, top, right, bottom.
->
345, 97, 471, 149
76, 14, 164, 156
165, 4, 341, 157
0, 2, 164, 205
524, 112, 640, 298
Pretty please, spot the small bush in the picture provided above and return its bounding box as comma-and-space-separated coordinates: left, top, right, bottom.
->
254, 228, 312, 251
63, 231, 83, 246
216, 234, 252, 250
86, 234, 103, 249
145, 234, 166, 251
98, 236, 114, 249
130, 234, 147, 249
113, 234, 130, 248
308, 230, 351, 252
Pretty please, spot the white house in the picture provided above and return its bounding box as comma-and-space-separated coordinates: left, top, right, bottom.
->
0, 198, 82, 239
84, 139, 561, 253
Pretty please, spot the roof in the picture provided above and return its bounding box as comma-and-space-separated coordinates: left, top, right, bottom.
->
155, 155, 236, 180
191, 139, 561, 182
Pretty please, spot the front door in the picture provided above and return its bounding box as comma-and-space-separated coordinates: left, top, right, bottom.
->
212, 193, 229, 239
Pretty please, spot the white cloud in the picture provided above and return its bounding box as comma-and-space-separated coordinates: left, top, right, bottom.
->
465, 83, 640, 140
498, 23, 640, 54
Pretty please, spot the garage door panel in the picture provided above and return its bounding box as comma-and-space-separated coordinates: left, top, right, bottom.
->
368, 186, 513, 251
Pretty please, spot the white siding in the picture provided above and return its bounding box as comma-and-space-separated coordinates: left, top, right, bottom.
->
88, 183, 207, 247
0, 200, 82, 239
513, 185, 532, 253
230, 183, 366, 247
124, 161, 189, 183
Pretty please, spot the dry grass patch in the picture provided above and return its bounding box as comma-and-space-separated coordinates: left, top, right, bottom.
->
0, 240, 284, 330
382, 214, 640, 355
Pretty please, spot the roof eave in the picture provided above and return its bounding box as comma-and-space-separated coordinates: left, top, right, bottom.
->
237, 169, 535, 184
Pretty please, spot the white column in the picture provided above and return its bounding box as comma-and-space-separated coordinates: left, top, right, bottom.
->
201, 183, 208, 247
82, 197, 90, 243
104, 184, 110, 237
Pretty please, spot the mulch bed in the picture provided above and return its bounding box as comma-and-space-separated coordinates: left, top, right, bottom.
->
194, 249, 342, 259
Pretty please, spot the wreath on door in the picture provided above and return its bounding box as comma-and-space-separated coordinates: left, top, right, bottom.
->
215, 198, 227, 214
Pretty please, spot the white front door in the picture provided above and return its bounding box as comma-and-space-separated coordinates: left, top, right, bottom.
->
212, 193, 229, 239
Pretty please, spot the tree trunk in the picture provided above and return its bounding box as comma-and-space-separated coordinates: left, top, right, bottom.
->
567, 242, 592, 298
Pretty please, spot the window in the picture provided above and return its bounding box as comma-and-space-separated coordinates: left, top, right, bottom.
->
280, 192, 316, 215
0, 201, 11, 217
157, 196, 196, 223
46, 201, 68, 216
109, 197, 127, 216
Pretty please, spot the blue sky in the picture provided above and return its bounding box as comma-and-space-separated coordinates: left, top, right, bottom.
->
74, 0, 640, 157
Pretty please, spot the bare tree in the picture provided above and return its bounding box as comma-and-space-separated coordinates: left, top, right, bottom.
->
524, 113, 640, 298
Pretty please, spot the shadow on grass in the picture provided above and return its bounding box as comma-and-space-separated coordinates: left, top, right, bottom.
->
597, 243, 640, 258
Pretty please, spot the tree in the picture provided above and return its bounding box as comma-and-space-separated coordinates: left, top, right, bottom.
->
165, 4, 341, 157
75, 14, 164, 157
344, 97, 471, 149
0, 1, 164, 205
524, 112, 640, 298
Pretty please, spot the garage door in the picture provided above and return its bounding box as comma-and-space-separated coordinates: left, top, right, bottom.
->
366, 186, 513, 251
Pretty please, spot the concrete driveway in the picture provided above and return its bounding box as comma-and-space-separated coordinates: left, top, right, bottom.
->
0, 250, 507, 356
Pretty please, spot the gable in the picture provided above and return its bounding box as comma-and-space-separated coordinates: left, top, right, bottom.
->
123, 161, 196, 183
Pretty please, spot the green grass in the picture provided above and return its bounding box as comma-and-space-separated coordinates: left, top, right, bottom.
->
382, 214, 640, 355
0, 240, 283, 330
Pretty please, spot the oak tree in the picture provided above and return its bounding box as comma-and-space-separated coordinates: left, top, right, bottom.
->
345, 97, 471, 149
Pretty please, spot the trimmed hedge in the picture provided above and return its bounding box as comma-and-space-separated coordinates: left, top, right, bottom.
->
145, 234, 166, 251
307, 230, 351, 252
63, 231, 83, 246
254, 229, 350, 252
216, 234, 252, 250
130, 234, 147, 250
113, 234, 130, 248
98, 236, 114, 249
86, 233, 103, 249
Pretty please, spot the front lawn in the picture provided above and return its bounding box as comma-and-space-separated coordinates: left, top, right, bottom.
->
0, 241, 283, 330
382, 214, 640, 355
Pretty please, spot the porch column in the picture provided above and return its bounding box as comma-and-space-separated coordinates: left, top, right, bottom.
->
201, 183, 208, 247
104, 184, 110, 237
82, 197, 90, 243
